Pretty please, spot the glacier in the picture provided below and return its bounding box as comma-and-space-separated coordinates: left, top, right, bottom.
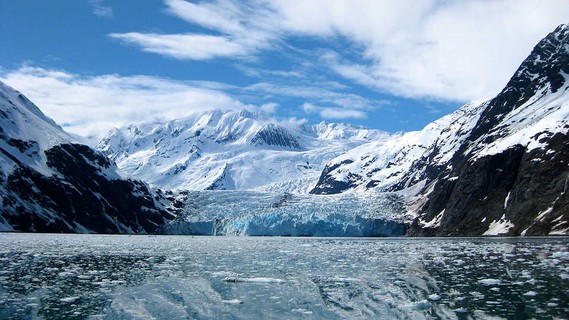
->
163, 190, 409, 236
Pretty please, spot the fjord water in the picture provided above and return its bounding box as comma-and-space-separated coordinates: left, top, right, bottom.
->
0, 234, 567, 319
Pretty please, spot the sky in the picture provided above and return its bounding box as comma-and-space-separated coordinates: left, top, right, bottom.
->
0, 0, 568, 140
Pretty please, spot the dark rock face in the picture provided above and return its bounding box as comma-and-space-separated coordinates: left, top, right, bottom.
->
410, 146, 527, 235
1, 143, 174, 233
411, 132, 569, 236
250, 124, 301, 149
409, 25, 569, 236
469, 25, 569, 145
505, 133, 569, 235
0, 80, 175, 234
310, 160, 359, 194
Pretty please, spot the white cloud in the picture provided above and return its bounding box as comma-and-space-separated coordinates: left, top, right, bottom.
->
268, 0, 569, 101
0, 65, 372, 141
246, 82, 381, 111
109, 33, 247, 60
0, 66, 265, 140
259, 102, 279, 113
302, 102, 367, 120
89, 0, 113, 18
110, 0, 569, 101
110, 0, 277, 60
164, 0, 244, 34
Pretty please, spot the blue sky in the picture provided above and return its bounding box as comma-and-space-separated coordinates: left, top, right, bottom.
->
1, 0, 567, 139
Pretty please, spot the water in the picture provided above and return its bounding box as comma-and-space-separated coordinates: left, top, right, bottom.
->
0, 234, 568, 319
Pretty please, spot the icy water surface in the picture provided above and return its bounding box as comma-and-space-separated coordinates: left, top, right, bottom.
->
0, 234, 568, 319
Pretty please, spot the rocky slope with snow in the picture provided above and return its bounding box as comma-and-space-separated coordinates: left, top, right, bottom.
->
312, 24, 569, 236
97, 110, 391, 193
0, 81, 174, 233
310, 101, 486, 195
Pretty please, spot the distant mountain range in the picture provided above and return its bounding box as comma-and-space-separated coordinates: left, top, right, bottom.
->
1, 24, 568, 236
97, 110, 390, 193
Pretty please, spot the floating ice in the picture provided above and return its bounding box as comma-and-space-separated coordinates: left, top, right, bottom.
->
0, 234, 567, 319
478, 279, 502, 286
524, 291, 538, 297
222, 277, 286, 284
60, 296, 80, 303
428, 294, 442, 301
222, 299, 243, 304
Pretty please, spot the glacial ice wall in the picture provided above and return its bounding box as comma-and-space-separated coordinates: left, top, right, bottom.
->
163, 191, 408, 236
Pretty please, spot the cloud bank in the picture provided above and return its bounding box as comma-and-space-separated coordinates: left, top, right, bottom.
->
111, 0, 569, 101
302, 103, 367, 120
0, 66, 376, 139
0, 66, 257, 139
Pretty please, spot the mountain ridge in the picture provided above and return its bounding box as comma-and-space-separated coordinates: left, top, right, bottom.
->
311, 23, 569, 236
97, 109, 392, 193
410, 23, 569, 236
0, 81, 174, 233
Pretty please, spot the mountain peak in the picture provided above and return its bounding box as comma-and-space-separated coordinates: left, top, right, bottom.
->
0, 80, 70, 151
467, 23, 569, 143
250, 123, 301, 149
508, 23, 569, 93
0, 81, 174, 233
97, 107, 389, 191
201, 108, 270, 122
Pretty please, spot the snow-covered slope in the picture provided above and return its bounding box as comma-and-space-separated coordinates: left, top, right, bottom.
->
0, 81, 174, 233
97, 110, 391, 192
412, 24, 569, 236
312, 24, 569, 236
310, 101, 486, 195
0, 82, 71, 175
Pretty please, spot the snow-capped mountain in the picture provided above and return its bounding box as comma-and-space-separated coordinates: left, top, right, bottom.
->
97, 110, 391, 193
312, 24, 569, 236
310, 101, 486, 195
0, 81, 174, 233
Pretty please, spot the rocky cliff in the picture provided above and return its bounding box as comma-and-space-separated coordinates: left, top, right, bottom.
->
312, 24, 569, 236
0, 81, 174, 233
